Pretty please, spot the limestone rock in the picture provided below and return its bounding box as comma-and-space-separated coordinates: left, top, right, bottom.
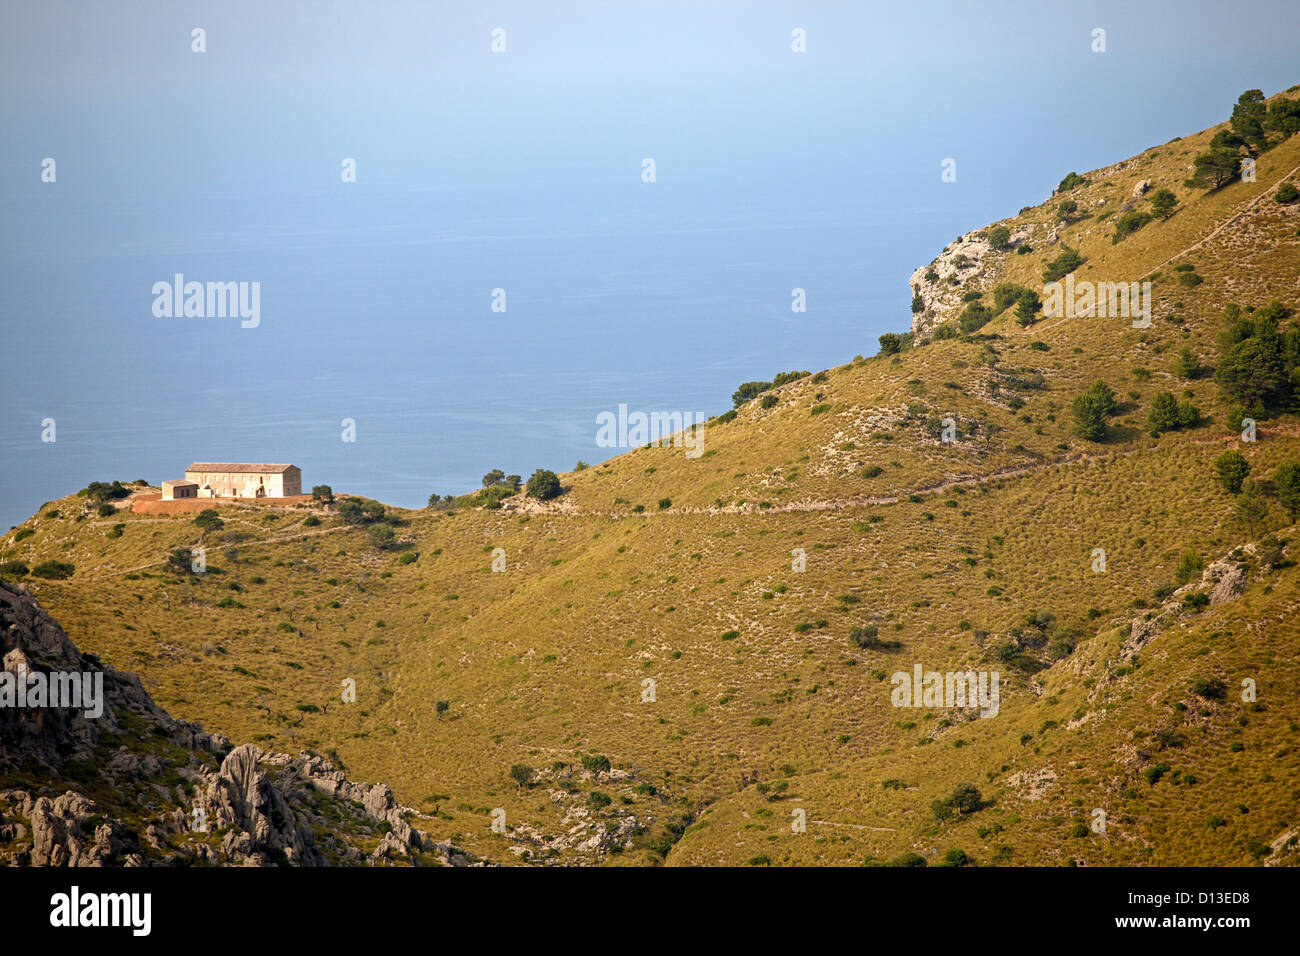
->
0, 581, 474, 868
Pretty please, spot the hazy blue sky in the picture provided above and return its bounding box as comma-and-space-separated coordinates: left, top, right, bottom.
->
2, 0, 1298, 527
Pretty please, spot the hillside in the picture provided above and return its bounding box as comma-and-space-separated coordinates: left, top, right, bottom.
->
0, 580, 481, 866
3, 85, 1300, 867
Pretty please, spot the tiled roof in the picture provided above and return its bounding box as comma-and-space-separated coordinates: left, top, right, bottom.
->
185, 463, 297, 474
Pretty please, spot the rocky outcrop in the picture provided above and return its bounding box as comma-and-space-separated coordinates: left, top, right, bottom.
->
0, 580, 186, 771
908, 225, 1032, 337
289, 753, 415, 846
0, 580, 476, 867
1120, 544, 1256, 659
201, 744, 323, 866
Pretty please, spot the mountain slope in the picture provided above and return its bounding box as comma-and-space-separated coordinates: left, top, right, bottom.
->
0, 580, 478, 866
3, 85, 1299, 867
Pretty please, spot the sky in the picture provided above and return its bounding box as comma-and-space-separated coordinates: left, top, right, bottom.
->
2, 0, 1299, 528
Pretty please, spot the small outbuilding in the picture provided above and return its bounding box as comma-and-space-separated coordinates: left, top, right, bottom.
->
161, 479, 199, 500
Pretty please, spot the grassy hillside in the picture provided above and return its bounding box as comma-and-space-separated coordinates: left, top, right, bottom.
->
4, 85, 1300, 867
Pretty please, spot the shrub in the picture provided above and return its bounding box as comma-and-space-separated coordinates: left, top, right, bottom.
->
1174, 551, 1205, 585
525, 469, 562, 500
475, 484, 517, 509
957, 301, 995, 333
1112, 210, 1153, 242
1147, 390, 1199, 435
1266, 94, 1300, 135
165, 547, 196, 575
1275, 182, 1299, 203
760, 394, 779, 410
732, 381, 773, 406
96, 503, 116, 517
303, 515, 321, 527
311, 485, 334, 504
988, 225, 1011, 250
581, 754, 612, 774
193, 509, 224, 533
399, 551, 419, 565
1191, 677, 1227, 700
1015, 288, 1041, 326
1189, 145, 1242, 189
31, 560, 74, 580
1042, 245, 1085, 283
1056, 171, 1089, 192
1173, 347, 1199, 379
1149, 188, 1178, 219
992, 282, 1022, 313
1144, 763, 1172, 785
1276, 460, 1300, 518
338, 498, 385, 525
849, 625, 901, 651
1056, 198, 1078, 220
509, 764, 533, 787
1071, 380, 1117, 441
861, 465, 883, 479
83, 480, 129, 504
1212, 451, 1251, 494
1214, 299, 1293, 413
657, 498, 672, 510
366, 525, 396, 549
878, 332, 903, 355
0, 560, 30, 578
932, 783, 985, 820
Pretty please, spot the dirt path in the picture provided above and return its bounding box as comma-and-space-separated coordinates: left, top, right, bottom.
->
1021, 159, 1300, 338
80, 522, 353, 580
518, 455, 1090, 519
69, 425, 1299, 580
518, 421, 1298, 520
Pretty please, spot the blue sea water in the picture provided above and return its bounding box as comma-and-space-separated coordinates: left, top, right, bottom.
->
0, 184, 934, 527
3, 0, 1298, 529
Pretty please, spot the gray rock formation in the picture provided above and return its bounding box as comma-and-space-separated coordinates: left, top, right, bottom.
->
0, 580, 476, 867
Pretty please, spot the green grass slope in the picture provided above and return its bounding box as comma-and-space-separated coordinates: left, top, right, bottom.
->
4, 85, 1299, 866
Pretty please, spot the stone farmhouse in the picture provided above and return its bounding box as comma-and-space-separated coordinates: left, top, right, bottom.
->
159, 463, 302, 500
